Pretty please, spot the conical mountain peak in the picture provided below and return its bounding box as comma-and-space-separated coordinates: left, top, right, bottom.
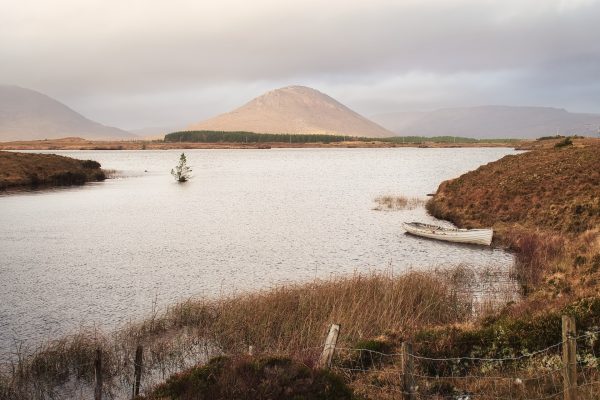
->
189, 86, 393, 138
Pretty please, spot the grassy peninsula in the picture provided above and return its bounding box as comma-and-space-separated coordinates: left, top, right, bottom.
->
0, 151, 106, 190
428, 139, 600, 297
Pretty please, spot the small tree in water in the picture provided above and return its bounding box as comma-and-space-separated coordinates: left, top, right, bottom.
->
171, 153, 192, 182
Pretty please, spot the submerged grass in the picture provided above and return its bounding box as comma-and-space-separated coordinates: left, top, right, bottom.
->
373, 195, 426, 211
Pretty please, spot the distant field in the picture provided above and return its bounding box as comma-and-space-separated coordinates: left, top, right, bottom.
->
0, 134, 534, 151
379, 135, 521, 144
164, 130, 521, 144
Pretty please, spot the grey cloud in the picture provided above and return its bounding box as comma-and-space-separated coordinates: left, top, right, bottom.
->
1, 0, 599, 127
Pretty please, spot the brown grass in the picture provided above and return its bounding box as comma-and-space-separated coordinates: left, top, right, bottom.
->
427, 143, 600, 300
373, 195, 426, 211
427, 144, 600, 234
126, 270, 473, 360
142, 355, 354, 400
507, 228, 566, 294
0, 270, 475, 398
0, 151, 105, 190
405, 143, 600, 399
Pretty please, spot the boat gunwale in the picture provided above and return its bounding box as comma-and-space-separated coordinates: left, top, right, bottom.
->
403, 222, 492, 233
402, 221, 493, 246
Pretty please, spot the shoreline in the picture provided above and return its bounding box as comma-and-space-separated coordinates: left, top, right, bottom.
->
0, 137, 524, 151
3, 136, 596, 152
2, 139, 600, 398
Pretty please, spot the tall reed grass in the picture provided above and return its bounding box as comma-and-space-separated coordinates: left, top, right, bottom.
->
508, 228, 566, 294
1, 269, 477, 399
132, 270, 472, 352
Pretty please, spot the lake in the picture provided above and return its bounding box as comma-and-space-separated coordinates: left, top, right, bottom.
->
0, 147, 516, 355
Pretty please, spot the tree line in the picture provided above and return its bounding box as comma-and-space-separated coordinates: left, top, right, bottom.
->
164, 130, 514, 144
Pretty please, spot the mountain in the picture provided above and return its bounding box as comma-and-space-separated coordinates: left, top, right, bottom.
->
372, 106, 600, 139
0, 85, 134, 141
188, 85, 394, 138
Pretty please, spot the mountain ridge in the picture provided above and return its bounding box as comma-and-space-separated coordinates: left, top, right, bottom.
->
0, 85, 134, 141
372, 105, 600, 139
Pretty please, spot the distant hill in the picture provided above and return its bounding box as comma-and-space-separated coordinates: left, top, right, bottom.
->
0, 85, 134, 141
188, 85, 394, 138
372, 106, 600, 139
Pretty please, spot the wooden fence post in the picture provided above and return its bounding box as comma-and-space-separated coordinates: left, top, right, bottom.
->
562, 315, 577, 400
94, 349, 102, 400
402, 342, 416, 400
132, 345, 143, 399
318, 324, 340, 369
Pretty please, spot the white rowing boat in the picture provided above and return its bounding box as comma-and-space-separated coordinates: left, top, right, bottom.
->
403, 222, 493, 246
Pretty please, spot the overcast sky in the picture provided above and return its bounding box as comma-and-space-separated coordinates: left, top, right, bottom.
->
1, 0, 599, 129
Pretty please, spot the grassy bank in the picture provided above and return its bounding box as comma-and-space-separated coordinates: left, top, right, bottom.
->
7, 266, 598, 399
347, 140, 600, 398
427, 141, 600, 298
0, 151, 106, 190
0, 270, 475, 399
141, 356, 354, 400
427, 143, 600, 234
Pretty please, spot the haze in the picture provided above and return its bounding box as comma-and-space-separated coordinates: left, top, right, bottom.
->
1, 0, 599, 130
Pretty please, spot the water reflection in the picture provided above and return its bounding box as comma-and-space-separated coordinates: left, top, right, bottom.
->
0, 148, 516, 351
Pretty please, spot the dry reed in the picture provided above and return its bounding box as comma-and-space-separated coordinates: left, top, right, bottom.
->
373, 195, 426, 211
508, 228, 566, 295
134, 270, 472, 352
0, 269, 476, 398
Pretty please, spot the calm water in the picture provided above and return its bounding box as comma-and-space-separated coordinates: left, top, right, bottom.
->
0, 148, 515, 354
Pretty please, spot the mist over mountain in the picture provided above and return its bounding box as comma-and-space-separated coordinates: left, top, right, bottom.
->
129, 125, 180, 139
5, 84, 598, 141
372, 106, 600, 139
0, 85, 134, 141
189, 86, 394, 138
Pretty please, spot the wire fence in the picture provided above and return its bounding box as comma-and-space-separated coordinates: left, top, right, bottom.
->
326, 323, 600, 399
3, 317, 600, 399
